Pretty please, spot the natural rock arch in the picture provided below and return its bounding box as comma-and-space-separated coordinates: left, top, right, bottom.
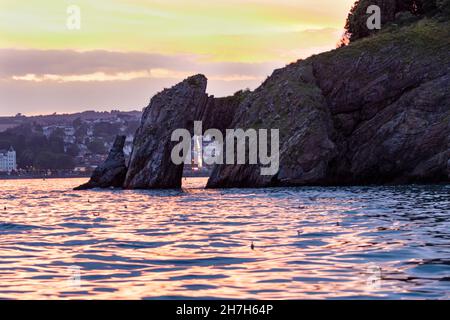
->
123, 74, 241, 189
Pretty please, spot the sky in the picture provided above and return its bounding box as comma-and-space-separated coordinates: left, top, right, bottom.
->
0, 0, 356, 116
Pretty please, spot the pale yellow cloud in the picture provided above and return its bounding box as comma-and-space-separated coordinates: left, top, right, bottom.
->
0, 0, 355, 62
11, 69, 263, 83
12, 71, 151, 82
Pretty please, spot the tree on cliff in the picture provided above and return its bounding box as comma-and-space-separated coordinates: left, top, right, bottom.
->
340, 0, 449, 45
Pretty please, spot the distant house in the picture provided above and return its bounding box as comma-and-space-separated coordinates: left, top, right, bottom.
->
42, 126, 53, 137
64, 127, 75, 136
43, 125, 76, 143
0, 146, 17, 173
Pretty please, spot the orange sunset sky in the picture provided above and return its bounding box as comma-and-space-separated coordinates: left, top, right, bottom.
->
0, 0, 356, 115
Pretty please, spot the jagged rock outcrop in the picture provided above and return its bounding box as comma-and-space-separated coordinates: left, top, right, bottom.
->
207, 62, 338, 188
208, 19, 450, 187
123, 75, 242, 189
76, 18, 449, 190
201, 93, 246, 133
311, 22, 450, 184
123, 75, 209, 189
74, 135, 127, 190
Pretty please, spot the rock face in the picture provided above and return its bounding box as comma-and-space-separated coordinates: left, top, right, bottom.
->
123, 75, 242, 189
207, 62, 337, 188
74, 135, 127, 190
76, 18, 449, 190
123, 75, 209, 189
208, 19, 450, 187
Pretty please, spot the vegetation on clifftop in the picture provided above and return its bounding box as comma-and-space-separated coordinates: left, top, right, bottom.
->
341, 0, 450, 44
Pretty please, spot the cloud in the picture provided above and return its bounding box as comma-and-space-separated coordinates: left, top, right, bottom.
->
0, 75, 264, 116
11, 70, 262, 83
0, 48, 279, 115
0, 0, 355, 62
0, 41, 335, 115
0, 0, 355, 115
0, 48, 280, 80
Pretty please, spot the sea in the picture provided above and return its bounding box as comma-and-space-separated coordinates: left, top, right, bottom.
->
0, 178, 449, 299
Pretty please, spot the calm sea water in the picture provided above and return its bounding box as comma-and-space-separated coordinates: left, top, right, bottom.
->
0, 178, 449, 299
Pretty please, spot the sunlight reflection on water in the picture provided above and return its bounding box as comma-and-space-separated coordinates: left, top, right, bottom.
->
0, 178, 449, 299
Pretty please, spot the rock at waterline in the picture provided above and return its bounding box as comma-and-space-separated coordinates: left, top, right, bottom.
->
74, 135, 128, 190
123, 75, 209, 189
76, 19, 450, 190
208, 19, 450, 187
123, 74, 242, 189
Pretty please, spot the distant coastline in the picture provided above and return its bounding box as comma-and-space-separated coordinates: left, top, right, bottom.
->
1, 171, 212, 180
0, 174, 91, 180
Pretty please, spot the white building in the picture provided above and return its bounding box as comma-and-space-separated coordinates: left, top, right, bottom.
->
43, 125, 75, 138
190, 135, 222, 168
0, 146, 17, 173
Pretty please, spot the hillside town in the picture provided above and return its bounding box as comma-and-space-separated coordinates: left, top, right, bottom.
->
0, 111, 141, 178
0, 110, 219, 178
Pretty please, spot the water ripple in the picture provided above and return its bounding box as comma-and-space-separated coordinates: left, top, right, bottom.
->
0, 178, 449, 299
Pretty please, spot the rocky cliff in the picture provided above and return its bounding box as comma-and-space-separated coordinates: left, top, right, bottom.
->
74, 135, 127, 190
123, 75, 242, 189
78, 17, 449, 190
209, 19, 450, 187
